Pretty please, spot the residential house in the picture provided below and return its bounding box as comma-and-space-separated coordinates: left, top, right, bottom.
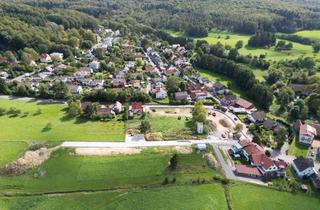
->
221, 95, 237, 107
129, 80, 141, 89
299, 124, 317, 145
0, 71, 9, 80
263, 119, 278, 130
235, 98, 255, 110
165, 66, 180, 77
291, 84, 313, 97
212, 82, 227, 95
111, 79, 126, 88
97, 105, 114, 118
198, 77, 210, 84
154, 88, 167, 99
40, 53, 52, 63
248, 111, 266, 123
292, 157, 316, 178
89, 60, 101, 71
112, 101, 123, 114
130, 102, 143, 114
70, 85, 83, 94
189, 90, 208, 101
235, 165, 262, 178
175, 91, 190, 102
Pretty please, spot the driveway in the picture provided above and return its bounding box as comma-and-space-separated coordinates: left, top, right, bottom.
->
212, 144, 236, 179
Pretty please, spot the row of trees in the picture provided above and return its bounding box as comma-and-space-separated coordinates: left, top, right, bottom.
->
193, 53, 273, 110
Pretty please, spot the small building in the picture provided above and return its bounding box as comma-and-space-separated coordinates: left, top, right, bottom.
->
130, 102, 143, 114
97, 105, 114, 118
89, 60, 101, 71
155, 88, 167, 99
70, 85, 83, 94
112, 79, 126, 88
196, 122, 204, 134
175, 91, 190, 102
0, 71, 9, 80
50, 52, 63, 61
248, 111, 266, 123
235, 98, 255, 110
292, 157, 316, 179
196, 143, 207, 151
221, 95, 237, 107
235, 165, 261, 178
112, 101, 123, 114
40, 53, 52, 63
299, 124, 317, 145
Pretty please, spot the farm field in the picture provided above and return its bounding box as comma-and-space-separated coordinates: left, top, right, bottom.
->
0, 184, 228, 210
0, 142, 28, 168
294, 30, 320, 41
0, 149, 217, 194
0, 98, 125, 142
230, 183, 320, 210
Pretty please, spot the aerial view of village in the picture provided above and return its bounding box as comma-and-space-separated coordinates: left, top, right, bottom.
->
0, 0, 320, 209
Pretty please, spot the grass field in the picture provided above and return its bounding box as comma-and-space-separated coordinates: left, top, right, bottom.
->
0, 98, 125, 142
0, 142, 28, 168
230, 183, 320, 210
0, 149, 217, 194
288, 136, 308, 157
294, 30, 320, 41
0, 184, 228, 210
194, 30, 320, 61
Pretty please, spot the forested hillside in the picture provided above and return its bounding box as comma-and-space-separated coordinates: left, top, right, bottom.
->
16, 0, 320, 35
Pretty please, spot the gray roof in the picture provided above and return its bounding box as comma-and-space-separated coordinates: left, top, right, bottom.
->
293, 157, 314, 172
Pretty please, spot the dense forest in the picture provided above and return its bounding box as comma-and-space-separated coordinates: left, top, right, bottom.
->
6, 0, 320, 36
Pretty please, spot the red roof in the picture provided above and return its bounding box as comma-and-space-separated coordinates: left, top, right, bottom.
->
300, 124, 317, 137
251, 154, 274, 169
240, 141, 264, 156
236, 98, 255, 109
235, 165, 261, 176
131, 102, 142, 111
275, 159, 287, 169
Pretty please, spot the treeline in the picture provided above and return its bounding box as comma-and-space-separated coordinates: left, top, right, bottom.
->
193, 45, 273, 110
248, 32, 276, 48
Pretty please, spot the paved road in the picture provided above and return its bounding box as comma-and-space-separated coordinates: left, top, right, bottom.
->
212, 144, 236, 179
61, 138, 235, 148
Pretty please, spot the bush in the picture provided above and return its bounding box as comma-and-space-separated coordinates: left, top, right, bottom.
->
0, 107, 6, 116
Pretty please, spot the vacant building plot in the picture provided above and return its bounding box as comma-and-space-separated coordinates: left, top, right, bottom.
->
0, 149, 218, 194
0, 98, 125, 142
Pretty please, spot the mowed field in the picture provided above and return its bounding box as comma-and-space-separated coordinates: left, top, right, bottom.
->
195, 30, 320, 61
0, 142, 27, 168
0, 184, 228, 210
0, 98, 125, 141
0, 149, 216, 194
294, 30, 320, 41
230, 183, 320, 210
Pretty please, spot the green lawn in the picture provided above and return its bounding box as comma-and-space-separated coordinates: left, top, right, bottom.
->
196, 30, 320, 61
0, 149, 217, 194
288, 136, 309, 157
0, 99, 125, 142
0, 142, 28, 168
294, 30, 320, 41
0, 184, 228, 210
230, 183, 320, 210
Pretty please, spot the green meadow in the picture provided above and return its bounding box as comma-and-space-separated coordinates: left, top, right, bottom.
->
230, 183, 320, 210
195, 30, 320, 61
0, 98, 125, 142
0, 149, 217, 194
294, 30, 320, 41
0, 184, 228, 210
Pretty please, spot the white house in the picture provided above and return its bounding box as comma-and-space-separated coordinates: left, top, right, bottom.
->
40, 53, 52, 63
292, 157, 317, 178
155, 88, 167, 99
70, 85, 83, 94
112, 101, 123, 114
299, 124, 317, 145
